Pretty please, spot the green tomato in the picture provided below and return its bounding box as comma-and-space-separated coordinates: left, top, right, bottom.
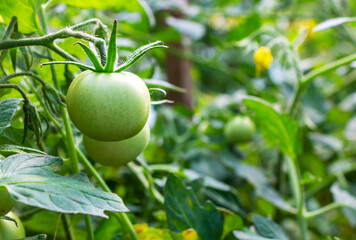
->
67, 70, 150, 141
83, 124, 150, 167
0, 186, 15, 217
224, 116, 255, 143
0, 212, 26, 239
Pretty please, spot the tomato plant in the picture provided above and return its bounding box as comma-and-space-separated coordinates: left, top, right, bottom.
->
0, 186, 15, 216
224, 116, 255, 143
83, 124, 150, 167
67, 70, 150, 141
0, 212, 26, 239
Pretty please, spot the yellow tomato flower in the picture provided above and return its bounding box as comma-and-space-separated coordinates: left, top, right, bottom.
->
253, 46, 273, 77
134, 224, 148, 234
182, 229, 199, 240
294, 19, 317, 39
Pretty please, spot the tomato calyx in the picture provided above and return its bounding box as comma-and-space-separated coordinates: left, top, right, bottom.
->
41, 20, 167, 73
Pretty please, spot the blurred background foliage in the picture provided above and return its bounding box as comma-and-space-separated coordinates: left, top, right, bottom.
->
1, 0, 356, 239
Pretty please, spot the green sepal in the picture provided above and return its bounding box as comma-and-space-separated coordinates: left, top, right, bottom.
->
74, 42, 104, 72
41, 61, 96, 71
104, 20, 118, 72
115, 41, 168, 72
20, 46, 33, 70
149, 88, 173, 105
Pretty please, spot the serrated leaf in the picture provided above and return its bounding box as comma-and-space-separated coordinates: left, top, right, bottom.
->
313, 17, 356, 33
243, 97, 300, 160
115, 41, 167, 72
0, 98, 23, 135
253, 215, 289, 240
164, 174, 223, 240
0, 154, 128, 217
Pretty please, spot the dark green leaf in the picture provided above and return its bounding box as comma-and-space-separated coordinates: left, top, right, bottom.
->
0, 98, 23, 135
19, 235, 47, 240
0, 154, 128, 217
230, 231, 276, 240
0, 144, 46, 155
253, 215, 289, 240
164, 174, 223, 240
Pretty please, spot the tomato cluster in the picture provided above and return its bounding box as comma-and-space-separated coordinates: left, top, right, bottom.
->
68, 71, 151, 167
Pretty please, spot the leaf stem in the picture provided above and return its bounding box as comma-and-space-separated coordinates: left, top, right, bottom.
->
304, 202, 349, 219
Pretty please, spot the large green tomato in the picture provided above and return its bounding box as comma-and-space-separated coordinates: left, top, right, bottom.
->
0, 212, 26, 239
67, 70, 150, 141
224, 116, 256, 143
83, 124, 150, 167
0, 186, 15, 217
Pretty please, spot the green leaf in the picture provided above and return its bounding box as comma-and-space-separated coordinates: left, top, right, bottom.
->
104, 20, 117, 72
331, 183, 356, 226
222, 213, 244, 239
0, 0, 42, 33
144, 79, 186, 93
0, 144, 46, 155
0, 98, 23, 135
229, 231, 276, 240
20, 235, 47, 240
253, 215, 289, 240
164, 174, 223, 240
243, 97, 300, 160
74, 42, 104, 72
115, 41, 167, 72
0, 154, 128, 217
313, 17, 356, 33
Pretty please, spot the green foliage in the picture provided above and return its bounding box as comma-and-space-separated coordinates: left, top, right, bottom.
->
0, 154, 128, 217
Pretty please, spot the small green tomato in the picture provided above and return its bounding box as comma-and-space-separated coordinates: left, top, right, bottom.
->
224, 116, 255, 143
0, 212, 26, 239
83, 124, 150, 167
0, 186, 15, 217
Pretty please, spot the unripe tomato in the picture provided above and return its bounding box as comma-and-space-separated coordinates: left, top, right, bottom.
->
0, 212, 26, 239
67, 70, 150, 141
83, 124, 150, 167
0, 186, 15, 216
224, 116, 255, 143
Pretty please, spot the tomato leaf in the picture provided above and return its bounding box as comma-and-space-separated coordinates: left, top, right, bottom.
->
164, 174, 223, 240
253, 215, 289, 240
115, 41, 167, 72
0, 98, 23, 136
0, 144, 46, 155
313, 17, 356, 33
243, 97, 300, 160
0, 154, 128, 217
0, 0, 42, 33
